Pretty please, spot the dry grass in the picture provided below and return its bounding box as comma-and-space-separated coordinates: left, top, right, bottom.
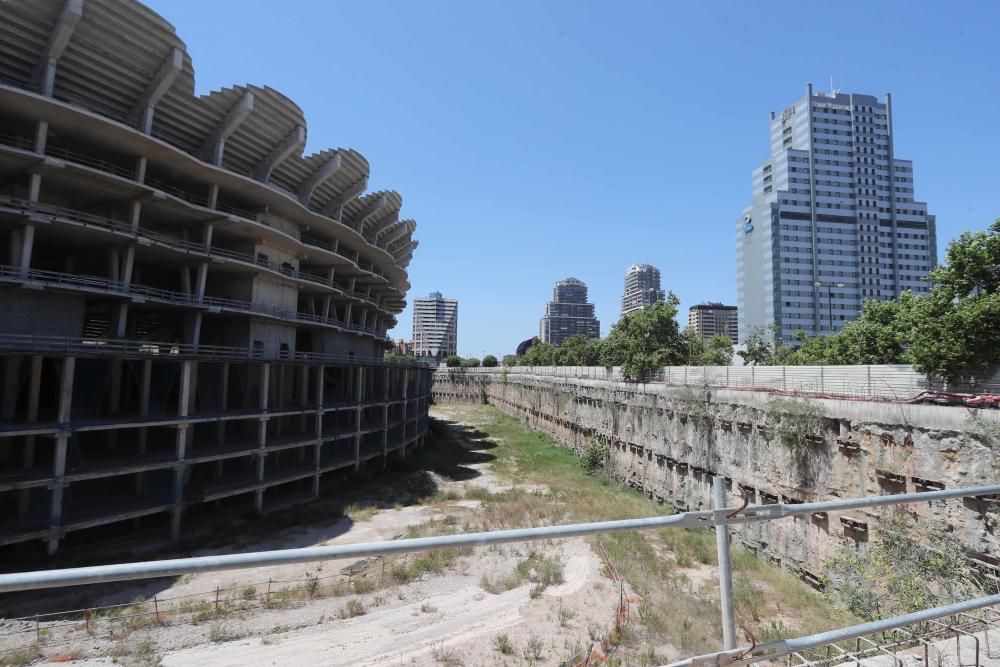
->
339, 598, 366, 619
433, 404, 856, 660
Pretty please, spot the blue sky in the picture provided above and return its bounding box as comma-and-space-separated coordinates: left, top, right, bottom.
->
148, 0, 999, 358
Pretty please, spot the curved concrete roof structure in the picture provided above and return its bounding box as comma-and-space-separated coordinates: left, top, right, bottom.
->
0, 0, 417, 293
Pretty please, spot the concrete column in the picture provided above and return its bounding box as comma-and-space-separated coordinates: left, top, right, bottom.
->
170, 360, 193, 540
17, 224, 35, 279
107, 359, 123, 449
183, 312, 202, 347
207, 184, 219, 210
135, 156, 147, 183
326, 267, 335, 286
180, 266, 192, 294
216, 362, 229, 445
122, 246, 135, 286
203, 223, 214, 251
298, 366, 310, 432
381, 396, 389, 469
402, 368, 411, 450
34, 121, 48, 155
353, 367, 364, 470
16, 355, 43, 517
195, 262, 208, 302
135, 358, 151, 494
255, 363, 270, 512
47, 356, 75, 556
344, 303, 352, 326
312, 365, 324, 497
114, 245, 135, 335
322, 296, 332, 321
28, 173, 42, 202
128, 201, 141, 235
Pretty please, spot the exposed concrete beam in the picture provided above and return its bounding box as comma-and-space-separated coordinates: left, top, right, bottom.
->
381, 223, 410, 248
253, 125, 305, 182
34, 0, 83, 97
296, 153, 342, 206
319, 176, 366, 219
352, 195, 387, 233
130, 47, 183, 133
199, 92, 254, 166
372, 210, 400, 240
394, 240, 418, 260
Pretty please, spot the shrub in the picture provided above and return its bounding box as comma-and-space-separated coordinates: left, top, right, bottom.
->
522, 635, 544, 662
340, 598, 366, 619
493, 633, 514, 655
766, 397, 824, 450
582, 439, 607, 473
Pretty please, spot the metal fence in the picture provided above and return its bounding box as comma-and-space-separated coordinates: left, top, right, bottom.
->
0, 333, 432, 367
440, 364, 1000, 401
2, 483, 1000, 666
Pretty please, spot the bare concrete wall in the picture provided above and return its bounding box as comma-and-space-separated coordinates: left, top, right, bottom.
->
433, 370, 1000, 587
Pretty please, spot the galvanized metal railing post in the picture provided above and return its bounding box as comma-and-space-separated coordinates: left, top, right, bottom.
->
713, 476, 737, 650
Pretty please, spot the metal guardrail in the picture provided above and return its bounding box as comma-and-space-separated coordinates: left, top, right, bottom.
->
45, 144, 135, 179
0, 263, 387, 337
0, 195, 401, 301
1, 482, 999, 667
0, 334, 427, 366
0, 132, 34, 151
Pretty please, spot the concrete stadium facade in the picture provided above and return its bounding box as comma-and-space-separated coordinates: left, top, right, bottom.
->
0, 0, 432, 557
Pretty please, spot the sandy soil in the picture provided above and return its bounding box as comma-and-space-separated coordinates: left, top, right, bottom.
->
11, 407, 627, 666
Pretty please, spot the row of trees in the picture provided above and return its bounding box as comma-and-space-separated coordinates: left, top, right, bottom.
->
740, 219, 1000, 383
382, 353, 498, 367
442, 354, 498, 368
503, 294, 735, 380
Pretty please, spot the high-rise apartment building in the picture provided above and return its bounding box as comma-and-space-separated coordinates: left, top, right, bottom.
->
621, 264, 665, 317
688, 303, 738, 343
539, 278, 600, 346
413, 292, 458, 358
737, 85, 937, 345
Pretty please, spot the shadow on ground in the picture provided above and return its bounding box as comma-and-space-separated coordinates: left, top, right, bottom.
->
0, 415, 495, 617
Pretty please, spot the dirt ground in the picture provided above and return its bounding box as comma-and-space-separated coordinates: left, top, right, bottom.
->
5, 406, 637, 666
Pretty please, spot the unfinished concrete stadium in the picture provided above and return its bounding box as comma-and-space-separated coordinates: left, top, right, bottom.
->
0, 0, 432, 558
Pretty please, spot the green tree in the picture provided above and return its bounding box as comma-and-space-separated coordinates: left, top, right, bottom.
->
931, 219, 1000, 300
688, 333, 734, 366
906, 289, 1000, 382
738, 325, 776, 366
600, 296, 685, 380
833, 298, 908, 364
460, 357, 481, 368
555, 335, 603, 366
443, 355, 462, 368
520, 341, 557, 366
501, 354, 519, 366
482, 354, 499, 367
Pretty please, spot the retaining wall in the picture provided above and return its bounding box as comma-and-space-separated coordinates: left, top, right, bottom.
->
433, 369, 1000, 588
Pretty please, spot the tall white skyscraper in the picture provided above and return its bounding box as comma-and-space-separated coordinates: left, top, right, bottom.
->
412, 292, 458, 358
737, 85, 937, 345
621, 264, 665, 317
